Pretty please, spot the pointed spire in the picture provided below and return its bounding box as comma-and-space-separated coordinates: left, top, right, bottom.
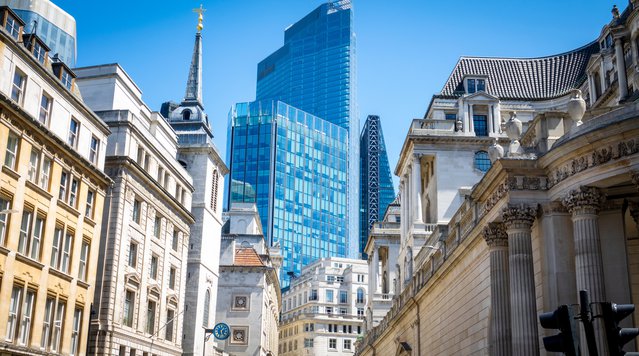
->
184, 5, 205, 106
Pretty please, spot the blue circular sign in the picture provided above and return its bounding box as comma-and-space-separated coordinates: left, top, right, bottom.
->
213, 323, 230, 340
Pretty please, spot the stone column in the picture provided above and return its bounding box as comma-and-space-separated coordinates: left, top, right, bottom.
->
502, 204, 538, 356
412, 155, 423, 224
462, 102, 469, 134
469, 104, 475, 133
588, 74, 597, 105
562, 186, 607, 355
483, 222, 512, 356
488, 104, 494, 135
615, 37, 629, 100
400, 180, 406, 236
494, 102, 502, 132
372, 247, 380, 293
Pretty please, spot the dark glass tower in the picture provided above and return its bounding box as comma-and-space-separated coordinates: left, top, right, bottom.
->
255, 0, 358, 260
360, 115, 395, 257
227, 101, 349, 287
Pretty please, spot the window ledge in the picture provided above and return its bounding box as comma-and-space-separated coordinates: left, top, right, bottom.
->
25, 180, 53, 200
1, 165, 20, 180
56, 200, 80, 217
0, 245, 10, 256
77, 280, 90, 289
83, 216, 96, 228
15, 253, 44, 269
49, 267, 73, 282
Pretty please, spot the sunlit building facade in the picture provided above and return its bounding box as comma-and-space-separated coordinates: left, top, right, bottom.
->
227, 100, 349, 287
253, 0, 359, 261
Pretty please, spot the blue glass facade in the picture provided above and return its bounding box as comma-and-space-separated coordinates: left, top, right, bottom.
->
227, 101, 349, 286
360, 115, 395, 257
13, 10, 76, 67
255, 0, 359, 260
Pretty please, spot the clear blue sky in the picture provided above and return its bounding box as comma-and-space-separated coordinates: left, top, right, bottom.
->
55, 0, 616, 187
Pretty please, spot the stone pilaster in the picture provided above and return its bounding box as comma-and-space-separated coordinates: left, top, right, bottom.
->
630, 170, 639, 192
628, 201, 639, 228
412, 155, 423, 224
502, 204, 538, 356
483, 222, 511, 356
562, 186, 607, 355
615, 37, 628, 100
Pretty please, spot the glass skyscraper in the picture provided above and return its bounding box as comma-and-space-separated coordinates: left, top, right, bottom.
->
360, 115, 395, 257
255, 0, 359, 259
227, 101, 349, 286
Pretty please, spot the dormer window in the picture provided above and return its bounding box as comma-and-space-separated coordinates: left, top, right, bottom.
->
61, 71, 72, 90
466, 78, 486, 94
52, 59, 76, 91
23, 34, 50, 65
2, 9, 23, 40
183, 109, 191, 120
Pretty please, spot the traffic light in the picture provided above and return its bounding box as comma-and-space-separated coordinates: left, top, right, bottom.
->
601, 302, 639, 356
539, 304, 580, 356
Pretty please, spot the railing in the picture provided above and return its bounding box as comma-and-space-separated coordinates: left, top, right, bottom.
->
372, 222, 400, 230
373, 293, 392, 301
410, 119, 456, 133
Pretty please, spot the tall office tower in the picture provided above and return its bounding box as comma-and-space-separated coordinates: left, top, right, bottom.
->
359, 115, 395, 258
163, 12, 228, 356
227, 100, 349, 287
0, 0, 77, 67
255, 0, 358, 257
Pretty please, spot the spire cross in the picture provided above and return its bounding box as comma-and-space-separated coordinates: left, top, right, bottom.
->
193, 4, 206, 32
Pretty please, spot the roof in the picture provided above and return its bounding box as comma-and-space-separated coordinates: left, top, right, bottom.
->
234, 248, 264, 267
437, 41, 600, 101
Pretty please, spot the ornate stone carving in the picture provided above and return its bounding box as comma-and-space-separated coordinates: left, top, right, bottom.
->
502, 204, 537, 229
542, 201, 568, 215
592, 146, 613, 166
631, 170, 639, 192
567, 89, 586, 126
488, 139, 504, 163
484, 180, 509, 214
483, 222, 508, 247
562, 186, 605, 215
628, 201, 639, 225
505, 112, 523, 157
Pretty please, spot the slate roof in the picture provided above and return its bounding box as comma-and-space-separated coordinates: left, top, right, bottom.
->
437, 41, 600, 101
234, 248, 264, 267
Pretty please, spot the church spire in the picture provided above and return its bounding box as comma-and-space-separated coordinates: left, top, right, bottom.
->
184, 5, 206, 106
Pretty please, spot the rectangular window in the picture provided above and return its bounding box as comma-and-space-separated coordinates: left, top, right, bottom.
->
6, 286, 21, 341
39, 92, 52, 125
477, 79, 486, 92
30, 215, 43, 260
32, 41, 45, 63
132, 198, 141, 224
4, 133, 19, 169
172, 229, 179, 251
17, 210, 31, 256
357, 307, 365, 317
40, 156, 51, 190
59, 171, 68, 201
336, 276, 344, 283
165, 309, 175, 342
69, 177, 79, 208
85, 190, 94, 218
5, 14, 20, 39
123, 290, 134, 327
340, 307, 347, 315
61, 70, 72, 90
70, 308, 82, 355
61, 231, 73, 273
329, 338, 337, 349
18, 290, 35, 345
146, 300, 156, 334
326, 306, 333, 315
326, 275, 335, 284
89, 136, 99, 164
128, 242, 137, 268
344, 339, 352, 350
150, 255, 158, 280
467, 78, 476, 94
50, 227, 62, 269
143, 153, 150, 171
78, 241, 89, 281
17, 211, 44, 260
51, 302, 65, 352
304, 338, 314, 348
11, 69, 26, 104
41, 298, 54, 349
169, 266, 176, 290
445, 113, 457, 121
68, 118, 79, 147
326, 290, 333, 303
154, 216, 161, 238
28, 149, 39, 182
339, 290, 348, 304
157, 167, 164, 185
0, 197, 10, 245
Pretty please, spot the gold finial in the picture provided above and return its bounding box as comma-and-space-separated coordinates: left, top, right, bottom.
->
193, 4, 206, 32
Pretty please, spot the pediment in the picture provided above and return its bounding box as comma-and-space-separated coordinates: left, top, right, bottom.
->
395, 341, 412, 356
465, 91, 500, 102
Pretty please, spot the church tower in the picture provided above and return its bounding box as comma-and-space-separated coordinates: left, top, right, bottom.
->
167, 7, 228, 355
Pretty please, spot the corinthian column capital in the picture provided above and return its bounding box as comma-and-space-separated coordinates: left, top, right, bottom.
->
630, 170, 639, 192
483, 222, 508, 247
562, 186, 605, 215
502, 204, 536, 230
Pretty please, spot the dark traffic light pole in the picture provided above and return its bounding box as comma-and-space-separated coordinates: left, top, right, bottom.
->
579, 290, 599, 356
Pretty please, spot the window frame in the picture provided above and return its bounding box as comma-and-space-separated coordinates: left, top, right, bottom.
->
4, 132, 19, 170
123, 290, 135, 327
67, 118, 79, 148
11, 68, 26, 104
39, 92, 52, 125
0, 197, 10, 245
70, 308, 82, 355
89, 136, 99, 165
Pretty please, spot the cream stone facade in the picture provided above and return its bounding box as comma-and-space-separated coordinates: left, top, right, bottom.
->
74, 64, 194, 356
0, 6, 110, 355
358, 2, 639, 356
216, 203, 281, 356
280, 257, 367, 356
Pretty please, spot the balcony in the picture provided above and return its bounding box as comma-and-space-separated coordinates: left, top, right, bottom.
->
410, 119, 457, 135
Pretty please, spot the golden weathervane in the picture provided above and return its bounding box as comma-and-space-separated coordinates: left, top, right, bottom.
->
194, 4, 206, 32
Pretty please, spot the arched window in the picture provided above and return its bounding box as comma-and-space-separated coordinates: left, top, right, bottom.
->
356, 288, 365, 304
474, 151, 491, 172
183, 109, 191, 121
203, 289, 211, 328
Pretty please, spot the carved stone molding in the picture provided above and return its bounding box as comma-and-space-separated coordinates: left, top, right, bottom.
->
502, 204, 537, 229
562, 186, 605, 215
631, 170, 639, 192
629, 201, 639, 225
542, 201, 568, 214
548, 137, 639, 188
483, 222, 508, 247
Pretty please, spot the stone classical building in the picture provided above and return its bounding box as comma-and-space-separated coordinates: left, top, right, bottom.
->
74, 64, 194, 355
0, 5, 110, 355
163, 12, 229, 356
280, 257, 367, 355
358, 2, 639, 355
216, 203, 281, 356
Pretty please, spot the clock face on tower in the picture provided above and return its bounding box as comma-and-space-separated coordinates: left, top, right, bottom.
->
213, 323, 230, 340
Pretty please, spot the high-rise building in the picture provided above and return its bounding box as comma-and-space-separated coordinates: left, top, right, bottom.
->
163, 12, 228, 356
0, 0, 77, 67
227, 100, 349, 287
359, 115, 395, 258
0, 6, 109, 355
228, 0, 358, 286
